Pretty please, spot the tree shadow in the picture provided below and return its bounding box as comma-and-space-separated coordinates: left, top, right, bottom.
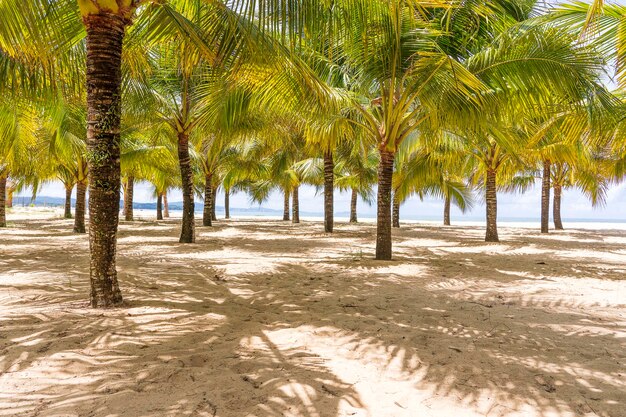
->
0, 217, 624, 417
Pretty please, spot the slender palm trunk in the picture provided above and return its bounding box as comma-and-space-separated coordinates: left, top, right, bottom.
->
541, 160, 550, 234
443, 195, 451, 226
324, 150, 334, 233
156, 193, 163, 220
163, 192, 170, 218
392, 194, 400, 228
553, 184, 564, 230
84, 14, 126, 307
224, 189, 230, 219
5, 183, 13, 208
124, 175, 134, 221
0, 173, 6, 227
376, 150, 395, 260
211, 187, 217, 221
178, 131, 195, 243
64, 184, 73, 219
292, 186, 300, 224
283, 190, 290, 221
74, 180, 87, 234
350, 188, 358, 223
203, 174, 213, 227
485, 168, 499, 242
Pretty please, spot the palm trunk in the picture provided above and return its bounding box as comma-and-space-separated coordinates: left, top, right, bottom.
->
163, 192, 170, 218
292, 185, 300, 224
541, 160, 550, 234
156, 193, 163, 220
84, 13, 126, 307
224, 189, 230, 219
124, 175, 134, 221
178, 131, 195, 243
74, 180, 87, 234
211, 187, 217, 221
324, 150, 334, 233
64, 184, 73, 219
5, 182, 13, 208
553, 184, 564, 230
350, 188, 358, 223
443, 195, 451, 226
203, 174, 212, 227
376, 150, 395, 260
485, 168, 499, 242
283, 190, 290, 221
392, 194, 400, 228
0, 173, 6, 227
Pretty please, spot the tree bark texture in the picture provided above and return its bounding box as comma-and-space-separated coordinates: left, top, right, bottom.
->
5, 181, 13, 208
211, 187, 217, 221
224, 189, 230, 219
178, 131, 195, 243
443, 195, 451, 226
553, 184, 564, 230
123, 175, 134, 221
283, 189, 290, 221
292, 186, 300, 224
392, 194, 400, 228
0, 173, 6, 227
324, 150, 334, 233
376, 150, 395, 260
84, 13, 127, 307
64, 184, 73, 219
163, 192, 169, 218
203, 174, 213, 227
350, 188, 358, 223
156, 193, 163, 220
485, 168, 499, 242
74, 180, 87, 234
541, 160, 551, 234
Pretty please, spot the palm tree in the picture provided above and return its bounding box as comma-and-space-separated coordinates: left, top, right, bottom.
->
0, 97, 39, 228
335, 142, 378, 223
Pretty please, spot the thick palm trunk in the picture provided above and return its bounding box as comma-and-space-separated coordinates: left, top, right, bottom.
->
178, 132, 195, 243
84, 14, 126, 307
123, 176, 134, 221
64, 184, 73, 219
392, 194, 400, 228
163, 192, 170, 218
203, 174, 213, 227
292, 186, 300, 224
211, 187, 217, 221
224, 189, 230, 219
443, 195, 451, 226
324, 150, 334, 233
0, 173, 6, 227
156, 193, 163, 220
283, 190, 290, 221
74, 180, 87, 234
376, 150, 395, 260
553, 184, 564, 230
350, 188, 358, 223
541, 160, 550, 234
485, 168, 499, 242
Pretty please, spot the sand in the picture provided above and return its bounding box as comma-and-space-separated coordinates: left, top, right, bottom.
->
0, 207, 624, 417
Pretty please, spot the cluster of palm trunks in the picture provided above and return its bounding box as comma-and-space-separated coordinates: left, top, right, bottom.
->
0, 1, 622, 308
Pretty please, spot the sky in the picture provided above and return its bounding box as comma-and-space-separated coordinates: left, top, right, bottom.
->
21, 179, 626, 221
14, 0, 626, 222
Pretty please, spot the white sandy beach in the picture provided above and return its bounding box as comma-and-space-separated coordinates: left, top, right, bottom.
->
0, 207, 624, 417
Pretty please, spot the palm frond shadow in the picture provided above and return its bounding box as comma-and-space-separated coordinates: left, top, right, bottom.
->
0, 218, 624, 417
